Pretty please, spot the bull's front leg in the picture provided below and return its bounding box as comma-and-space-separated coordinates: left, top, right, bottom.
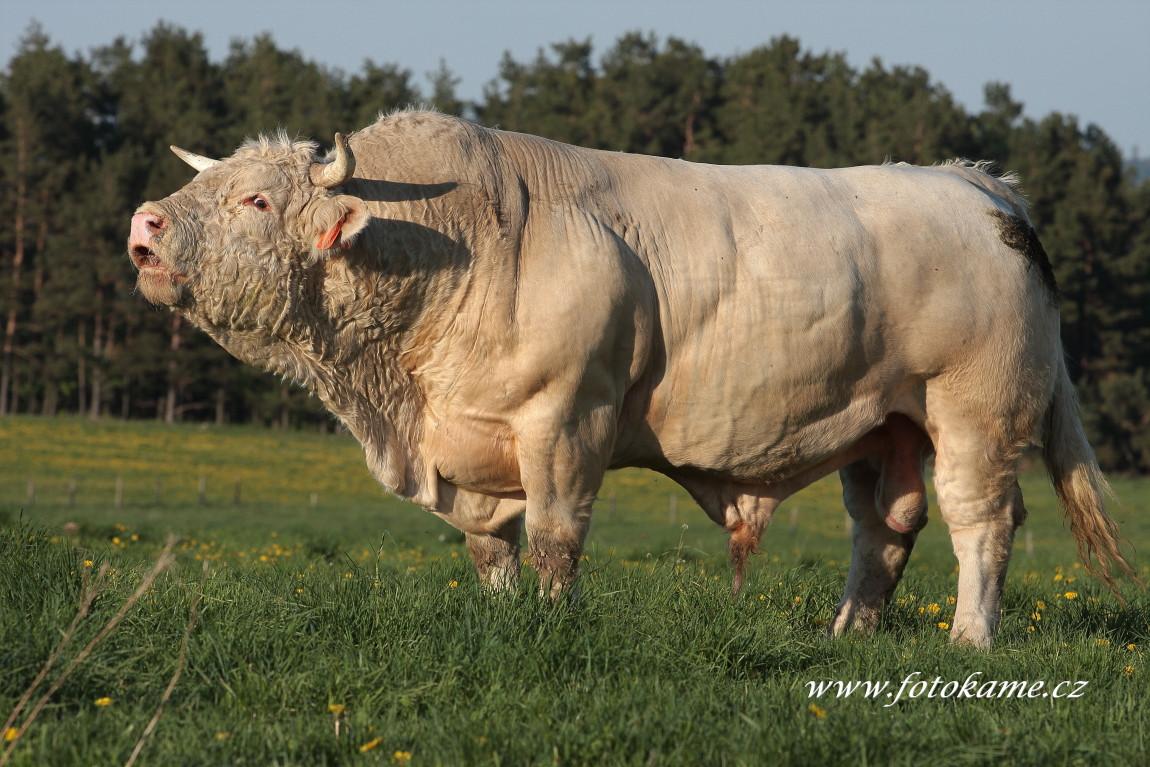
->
518, 411, 614, 599
431, 483, 525, 591
465, 514, 523, 592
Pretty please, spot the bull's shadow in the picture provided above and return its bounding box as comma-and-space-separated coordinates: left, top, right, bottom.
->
350, 178, 458, 203
346, 179, 469, 276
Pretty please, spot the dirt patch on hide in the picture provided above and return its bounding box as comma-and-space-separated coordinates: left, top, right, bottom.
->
991, 209, 1059, 303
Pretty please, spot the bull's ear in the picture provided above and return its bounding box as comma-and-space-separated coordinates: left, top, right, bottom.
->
311, 195, 369, 252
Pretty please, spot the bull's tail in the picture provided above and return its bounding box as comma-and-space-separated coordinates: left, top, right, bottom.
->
1042, 356, 1139, 600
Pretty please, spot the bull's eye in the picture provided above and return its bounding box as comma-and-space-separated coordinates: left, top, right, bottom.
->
243, 195, 271, 211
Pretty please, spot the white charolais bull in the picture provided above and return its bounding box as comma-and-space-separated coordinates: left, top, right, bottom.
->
128, 110, 1134, 646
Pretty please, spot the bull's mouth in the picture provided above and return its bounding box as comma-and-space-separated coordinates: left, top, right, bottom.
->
131, 245, 187, 283
131, 244, 162, 269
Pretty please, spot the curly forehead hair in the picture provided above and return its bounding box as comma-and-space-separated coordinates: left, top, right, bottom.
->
232, 130, 321, 165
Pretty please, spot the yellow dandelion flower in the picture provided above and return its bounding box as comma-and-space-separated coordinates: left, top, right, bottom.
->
808, 704, 826, 718
927, 603, 941, 614
1128, 644, 1137, 651
216, 732, 231, 740
1097, 638, 1111, 646
759, 594, 766, 601
946, 596, 956, 604
1054, 573, 1062, 582
1028, 626, 1036, 632
344, 573, 353, 579
83, 560, 93, 568
1064, 592, 1078, 600
392, 750, 413, 764
328, 704, 346, 715
360, 737, 383, 753
918, 607, 925, 615
1031, 612, 1042, 621
449, 581, 458, 588
94, 697, 112, 707
1125, 666, 1136, 676
1036, 600, 1046, 610
937, 622, 950, 630
793, 596, 802, 603
4, 728, 18, 742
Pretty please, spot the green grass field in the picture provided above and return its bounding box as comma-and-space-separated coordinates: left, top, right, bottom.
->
2, 415, 1149, 765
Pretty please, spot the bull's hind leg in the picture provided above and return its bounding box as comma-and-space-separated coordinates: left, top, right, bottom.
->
465, 515, 523, 592
831, 458, 924, 636
933, 425, 1027, 647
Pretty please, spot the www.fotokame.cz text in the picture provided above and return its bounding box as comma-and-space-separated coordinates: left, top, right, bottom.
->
807, 672, 1089, 707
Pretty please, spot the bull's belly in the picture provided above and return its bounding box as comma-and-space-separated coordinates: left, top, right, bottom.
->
627, 415, 879, 483
620, 368, 912, 483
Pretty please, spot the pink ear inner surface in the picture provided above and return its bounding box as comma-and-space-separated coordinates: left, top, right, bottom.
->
316, 213, 349, 250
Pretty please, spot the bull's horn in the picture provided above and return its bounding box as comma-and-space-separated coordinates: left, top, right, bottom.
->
170, 145, 221, 172
310, 132, 356, 188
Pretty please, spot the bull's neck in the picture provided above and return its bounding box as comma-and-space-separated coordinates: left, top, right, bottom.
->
311, 340, 430, 505
189, 253, 466, 508
304, 222, 468, 506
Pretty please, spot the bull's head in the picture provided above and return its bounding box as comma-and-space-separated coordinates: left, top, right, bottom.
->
127, 133, 370, 320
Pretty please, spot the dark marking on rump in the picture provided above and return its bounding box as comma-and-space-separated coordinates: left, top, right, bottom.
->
990, 210, 1059, 303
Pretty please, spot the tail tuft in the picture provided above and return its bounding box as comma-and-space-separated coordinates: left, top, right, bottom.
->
1044, 359, 1141, 603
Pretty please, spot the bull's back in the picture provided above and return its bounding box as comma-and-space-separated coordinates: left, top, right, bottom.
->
584, 154, 1055, 476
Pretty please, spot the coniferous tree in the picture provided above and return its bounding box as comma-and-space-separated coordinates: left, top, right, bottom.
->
479, 39, 599, 145
0, 24, 105, 415
221, 33, 344, 147
593, 33, 719, 158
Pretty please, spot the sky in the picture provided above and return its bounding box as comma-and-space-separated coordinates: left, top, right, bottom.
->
2, 0, 1147, 159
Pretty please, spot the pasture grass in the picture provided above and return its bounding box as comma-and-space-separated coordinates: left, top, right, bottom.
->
1, 415, 1149, 765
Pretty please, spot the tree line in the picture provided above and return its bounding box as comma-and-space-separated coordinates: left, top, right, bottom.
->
2, 23, 1148, 471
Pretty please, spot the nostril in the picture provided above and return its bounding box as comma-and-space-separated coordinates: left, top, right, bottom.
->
131, 211, 167, 243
